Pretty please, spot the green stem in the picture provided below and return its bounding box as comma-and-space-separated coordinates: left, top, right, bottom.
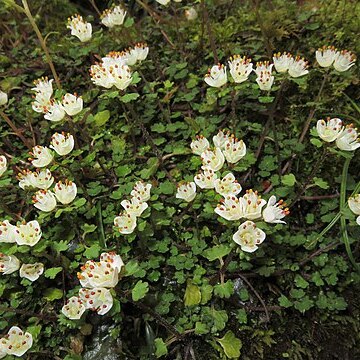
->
340, 156, 360, 271
97, 201, 106, 248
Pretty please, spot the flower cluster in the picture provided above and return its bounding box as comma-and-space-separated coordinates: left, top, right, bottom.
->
31, 77, 83, 122
0, 326, 33, 357
101, 5, 127, 28
315, 46, 356, 72
62, 252, 124, 319
316, 118, 360, 151
67, 14, 92, 42
114, 181, 152, 234
0, 220, 42, 246
0, 155, 7, 177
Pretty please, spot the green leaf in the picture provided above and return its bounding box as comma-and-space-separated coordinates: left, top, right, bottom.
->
282, 173, 296, 186
313, 177, 329, 189
44, 267, 63, 279
258, 96, 274, 103
217, 331, 242, 359
203, 244, 232, 261
278, 295, 293, 308
310, 138, 323, 148
120, 93, 139, 103
132, 280, 149, 301
52, 240, 68, 253
43, 288, 63, 301
94, 110, 110, 127
83, 243, 101, 259
184, 282, 201, 306
214, 280, 234, 299
154, 338, 168, 358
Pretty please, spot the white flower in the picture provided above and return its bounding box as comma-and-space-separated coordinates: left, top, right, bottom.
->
89, 64, 114, 89
0, 254, 20, 275
113, 64, 133, 90
348, 194, 360, 225
62, 296, 86, 320
256, 71, 274, 91
62, 93, 83, 116
31, 77, 54, 99
0, 220, 17, 243
316, 118, 344, 143
273, 52, 293, 73
0, 90, 8, 106
194, 167, 217, 189
214, 173, 242, 197
0, 156, 7, 177
114, 213, 137, 234
131, 181, 152, 202
262, 195, 289, 224
44, 101, 66, 122
213, 130, 230, 149
335, 124, 360, 151
17, 169, 33, 190
239, 189, 266, 220
204, 64, 227, 87
29, 146, 53, 168
32, 92, 51, 113
215, 195, 243, 221
185, 7, 197, 20
50, 132, 74, 155
228, 55, 253, 83
222, 136, 246, 163
288, 56, 309, 77
190, 135, 210, 155
99, 252, 124, 272
254, 61, 273, 77
32, 190, 57, 212
101, 6, 126, 28
19, 263, 44, 282
333, 50, 356, 72
201, 147, 225, 171
54, 180, 77, 204
0, 326, 33, 357
67, 14, 92, 42
29, 169, 54, 190
233, 221, 266, 253
15, 220, 42, 247
176, 182, 196, 202
133, 43, 149, 62
315, 46, 337, 68
78, 260, 119, 288
79, 287, 113, 315
121, 196, 148, 217
156, 0, 171, 5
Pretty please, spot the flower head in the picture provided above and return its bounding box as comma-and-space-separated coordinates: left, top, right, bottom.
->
0, 155, 7, 177
190, 135, 210, 155
213, 130, 230, 149
333, 50, 356, 72
316, 118, 344, 142
114, 212, 137, 234
228, 55, 253, 83
315, 46, 337, 68
215, 195, 243, 221
54, 180, 77, 205
214, 173, 242, 197
0, 253, 20, 275
62, 93, 83, 116
201, 147, 225, 171
0, 220, 17, 243
78, 260, 119, 288
233, 220, 266, 253
29, 146, 53, 168
62, 296, 86, 320
176, 182, 197, 202
32, 190, 57, 212
121, 196, 148, 217
101, 6, 126, 28
31, 77, 54, 99
273, 52, 293, 73
194, 167, 217, 189
100, 252, 124, 272
0, 326, 33, 357
79, 287, 113, 315
19, 263, 44, 282
335, 124, 360, 151
131, 181, 152, 202
15, 220, 42, 247
29, 168, 54, 189
254, 63, 274, 90
44, 100, 66, 122
239, 189, 266, 220
262, 195, 289, 224
129, 43, 149, 63
288, 56, 309, 77
254, 61, 273, 77
222, 136, 246, 164
50, 132, 74, 156
17, 169, 33, 190
204, 64, 227, 87
67, 14, 92, 42
0, 90, 8, 106
156, 0, 171, 5
185, 7, 198, 20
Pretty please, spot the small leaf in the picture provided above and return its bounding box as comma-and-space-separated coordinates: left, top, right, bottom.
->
44, 267, 62, 279
184, 282, 201, 306
120, 93, 139, 103
132, 280, 149, 301
313, 177, 329, 189
43, 288, 63, 301
83, 243, 101, 259
217, 331, 242, 358
282, 174, 296, 186
154, 338, 168, 358
203, 244, 232, 261
94, 110, 110, 127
